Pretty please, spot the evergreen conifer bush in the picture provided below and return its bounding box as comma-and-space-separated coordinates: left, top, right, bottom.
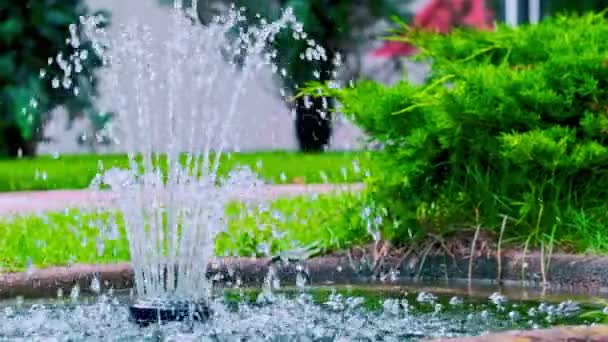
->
307, 13, 608, 252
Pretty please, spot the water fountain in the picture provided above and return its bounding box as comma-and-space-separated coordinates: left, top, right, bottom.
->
52, 0, 337, 325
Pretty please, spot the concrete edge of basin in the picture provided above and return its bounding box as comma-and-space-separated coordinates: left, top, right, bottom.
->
427, 324, 608, 342
2, 250, 608, 341
2, 250, 608, 299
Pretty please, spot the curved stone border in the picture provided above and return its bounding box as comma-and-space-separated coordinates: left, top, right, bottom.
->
383, 249, 608, 294
428, 325, 608, 342
0, 263, 134, 299
3, 249, 608, 299
0, 256, 355, 299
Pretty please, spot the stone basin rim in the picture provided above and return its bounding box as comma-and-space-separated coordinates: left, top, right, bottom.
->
3, 249, 608, 299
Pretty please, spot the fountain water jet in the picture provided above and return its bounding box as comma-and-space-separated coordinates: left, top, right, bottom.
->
42, 0, 335, 325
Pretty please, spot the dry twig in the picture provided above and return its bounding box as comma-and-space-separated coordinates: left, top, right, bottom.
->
371, 240, 391, 277
496, 215, 509, 283
415, 241, 434, 280
428, 233, 455, 258
468, 207, 481, 285
540, 241, 547, 288
521, 237, 531, 284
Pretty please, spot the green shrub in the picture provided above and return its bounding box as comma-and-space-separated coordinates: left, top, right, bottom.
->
308, 13, 608, 252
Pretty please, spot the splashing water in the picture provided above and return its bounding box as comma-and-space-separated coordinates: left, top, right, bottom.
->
0, 289, 598, 340
40, 1, 333, 304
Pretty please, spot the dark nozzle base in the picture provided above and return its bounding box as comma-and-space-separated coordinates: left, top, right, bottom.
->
129, 299, 211, 327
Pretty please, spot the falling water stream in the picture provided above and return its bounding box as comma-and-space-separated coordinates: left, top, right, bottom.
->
62, 0, 333, 303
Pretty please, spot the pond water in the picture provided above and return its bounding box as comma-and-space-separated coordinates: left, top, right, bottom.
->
0, 284, 602, 341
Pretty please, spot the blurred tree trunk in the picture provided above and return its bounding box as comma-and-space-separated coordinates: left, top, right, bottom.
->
3, 124, 36, 157
288, 0, 339, 152
293, 44, 336, 152
294, 95, 333, 152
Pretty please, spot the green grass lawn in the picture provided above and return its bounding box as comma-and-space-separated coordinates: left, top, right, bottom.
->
0, 193, 368, 272
0, 151, 370, 192
2, 186, 606, 273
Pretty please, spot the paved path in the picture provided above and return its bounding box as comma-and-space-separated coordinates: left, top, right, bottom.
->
0, 183, 364, 215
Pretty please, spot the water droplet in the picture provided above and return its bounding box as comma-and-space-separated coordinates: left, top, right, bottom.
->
416, 292, 437, 304
489, 292, 507, 306
340, 167, 348, 180
39, 69, 47, 79
296, 272, 307, 289
557, 300, 580, 314
4, 307, 14, 317
272, 277, 280, 290
449, 296, 463, 306
383, 299, 401, 315
70, 284, 80, 302
90, 277, 101, 294
319, 171, 328, 183
352, 160, 361, 174
51, 78, 60, 88
15, 296, 24, 307
25, 257, 35, 276
96, 238, 105, 256
62, 78, 72, 89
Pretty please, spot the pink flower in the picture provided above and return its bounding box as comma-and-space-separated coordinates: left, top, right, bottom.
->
461, 0, 495, 29
371, 41, 418, 57
371, 0, 494, 58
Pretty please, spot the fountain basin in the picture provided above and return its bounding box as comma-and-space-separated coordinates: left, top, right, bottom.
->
3, 250, 608, 339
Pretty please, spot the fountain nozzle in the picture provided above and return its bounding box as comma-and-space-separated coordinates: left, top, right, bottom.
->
129, 298, 211, 326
